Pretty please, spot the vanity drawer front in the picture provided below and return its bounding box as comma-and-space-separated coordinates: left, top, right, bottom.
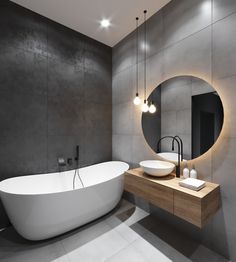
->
124, 174, 174, 213
174, 191, 202, 227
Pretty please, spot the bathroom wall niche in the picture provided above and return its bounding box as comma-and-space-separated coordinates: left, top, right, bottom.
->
142, 76, 224, 161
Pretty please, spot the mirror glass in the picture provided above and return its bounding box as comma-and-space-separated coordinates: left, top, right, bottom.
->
142, 76, 224, 161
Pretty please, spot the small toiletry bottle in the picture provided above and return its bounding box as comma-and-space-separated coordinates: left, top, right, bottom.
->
190, 165, 197, 179
183, 163, 190, 179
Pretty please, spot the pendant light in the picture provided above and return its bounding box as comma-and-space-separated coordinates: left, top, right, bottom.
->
148, 89, 157, 114
133, 17, 141, 105
141, 10, 149, 113
149, 101, 157, 113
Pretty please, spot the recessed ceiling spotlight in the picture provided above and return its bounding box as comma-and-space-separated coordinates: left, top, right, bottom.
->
100, 19, 110, 28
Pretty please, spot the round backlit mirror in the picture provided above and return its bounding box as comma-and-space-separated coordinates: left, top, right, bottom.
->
142, 76, 224, 162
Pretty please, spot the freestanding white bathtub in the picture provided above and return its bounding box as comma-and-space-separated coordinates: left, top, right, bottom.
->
0, 161, 129, 241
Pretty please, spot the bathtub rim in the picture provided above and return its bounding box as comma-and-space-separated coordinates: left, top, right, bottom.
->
0, 161, 129, 197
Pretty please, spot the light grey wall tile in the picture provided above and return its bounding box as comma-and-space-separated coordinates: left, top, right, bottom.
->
212, 138, 236, 259
187, 149, 212, 181
161, 111, 177, 136
163, 0, 212, 48
112, 103, 133, 135
213, 13, 236, 79
164, 27, 212, 80
176, 109, 191, 135
213, 0, 236, 22
112, 135, 133, 163
132, 103, 143, 136
112, 32, 136, 76
192, 77, 214, 96
146, 51, 164, 95
112, 66, 135, 105
132, 135, 158, 166
146, 10, 164, 58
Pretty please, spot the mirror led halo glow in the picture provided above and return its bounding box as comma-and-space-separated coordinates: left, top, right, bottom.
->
100, 19, 110, 28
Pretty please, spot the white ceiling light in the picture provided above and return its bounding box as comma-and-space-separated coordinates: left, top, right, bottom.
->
100, 19, 110, 28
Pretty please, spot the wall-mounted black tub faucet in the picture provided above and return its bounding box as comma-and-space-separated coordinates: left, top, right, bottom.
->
157, 136, 182, 177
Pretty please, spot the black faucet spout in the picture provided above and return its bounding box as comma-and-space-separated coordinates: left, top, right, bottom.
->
157, 136, 182, 178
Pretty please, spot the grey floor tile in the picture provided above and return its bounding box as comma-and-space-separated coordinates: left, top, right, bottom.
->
64, 229, 129, 262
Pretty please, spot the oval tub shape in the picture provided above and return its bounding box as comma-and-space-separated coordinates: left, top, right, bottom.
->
0, 161, 129, 241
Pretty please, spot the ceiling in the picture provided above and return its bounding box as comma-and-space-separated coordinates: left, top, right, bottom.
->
11, 0, 171, 47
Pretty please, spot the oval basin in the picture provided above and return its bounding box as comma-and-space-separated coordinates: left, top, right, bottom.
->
139, 160, 175, 177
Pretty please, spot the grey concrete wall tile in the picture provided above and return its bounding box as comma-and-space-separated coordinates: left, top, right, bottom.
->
192, 77, 214, 96
0, 135, 47, 179
163, 0, 212, 48
48, 95, 85, 136
187, 149, 212, 181
0, 91, 47, 137
147, 51, 164, 94
84, 69, 111, 105
132, 135, 158, 165
84, 134, 112, 166
112, 135, 133, 164
146, 11, 164, 58
84, 37, 112, 75
213, 13, 236, 79
176, 109, 191, 135
0, 2, 48, 55
47, 58, 84, 98
212, 138, 236, 260
213, 0, 236, 22
47, 20, 84, 66
161, 111, 177, 136
164, 27, 212, 80
112, 31, 136, 76
113, 103, 133, 135
132, 104, 143, 136
0, 48, 47, 96
112, 66, 135, 105
84, 103, 112, 137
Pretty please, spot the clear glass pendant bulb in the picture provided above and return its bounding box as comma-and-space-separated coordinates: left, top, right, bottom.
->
133, 93, 141, 105
142, 100, 149, 112
149, 103, 156, 113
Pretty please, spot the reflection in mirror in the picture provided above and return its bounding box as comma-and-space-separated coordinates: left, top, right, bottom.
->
142, 76, 224, 161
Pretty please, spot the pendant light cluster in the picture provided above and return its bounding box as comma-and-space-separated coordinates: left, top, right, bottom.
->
133, 10, 157, 114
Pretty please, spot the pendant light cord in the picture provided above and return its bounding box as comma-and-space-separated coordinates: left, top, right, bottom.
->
144, 10, 147, 101
136, 17, 139, 96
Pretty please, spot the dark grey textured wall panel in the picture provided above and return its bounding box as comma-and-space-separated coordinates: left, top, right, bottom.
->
0, 1, 112, 227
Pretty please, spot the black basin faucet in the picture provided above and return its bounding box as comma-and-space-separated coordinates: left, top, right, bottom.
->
157, 136, 182, 177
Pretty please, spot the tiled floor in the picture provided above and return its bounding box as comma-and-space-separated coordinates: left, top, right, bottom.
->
0, 199, 229, 262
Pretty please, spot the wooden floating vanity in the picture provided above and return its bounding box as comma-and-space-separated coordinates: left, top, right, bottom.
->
124, 168, 220, 228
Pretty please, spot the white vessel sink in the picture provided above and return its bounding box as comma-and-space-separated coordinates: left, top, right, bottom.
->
139, 160, 175, 177
157, 152, 187, 163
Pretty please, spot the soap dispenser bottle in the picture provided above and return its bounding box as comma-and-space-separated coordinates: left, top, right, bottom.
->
183, 163, 190, 179
190, 165, 197, 179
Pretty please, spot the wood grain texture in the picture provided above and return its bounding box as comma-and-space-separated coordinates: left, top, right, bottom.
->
125, 168, 220, 228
